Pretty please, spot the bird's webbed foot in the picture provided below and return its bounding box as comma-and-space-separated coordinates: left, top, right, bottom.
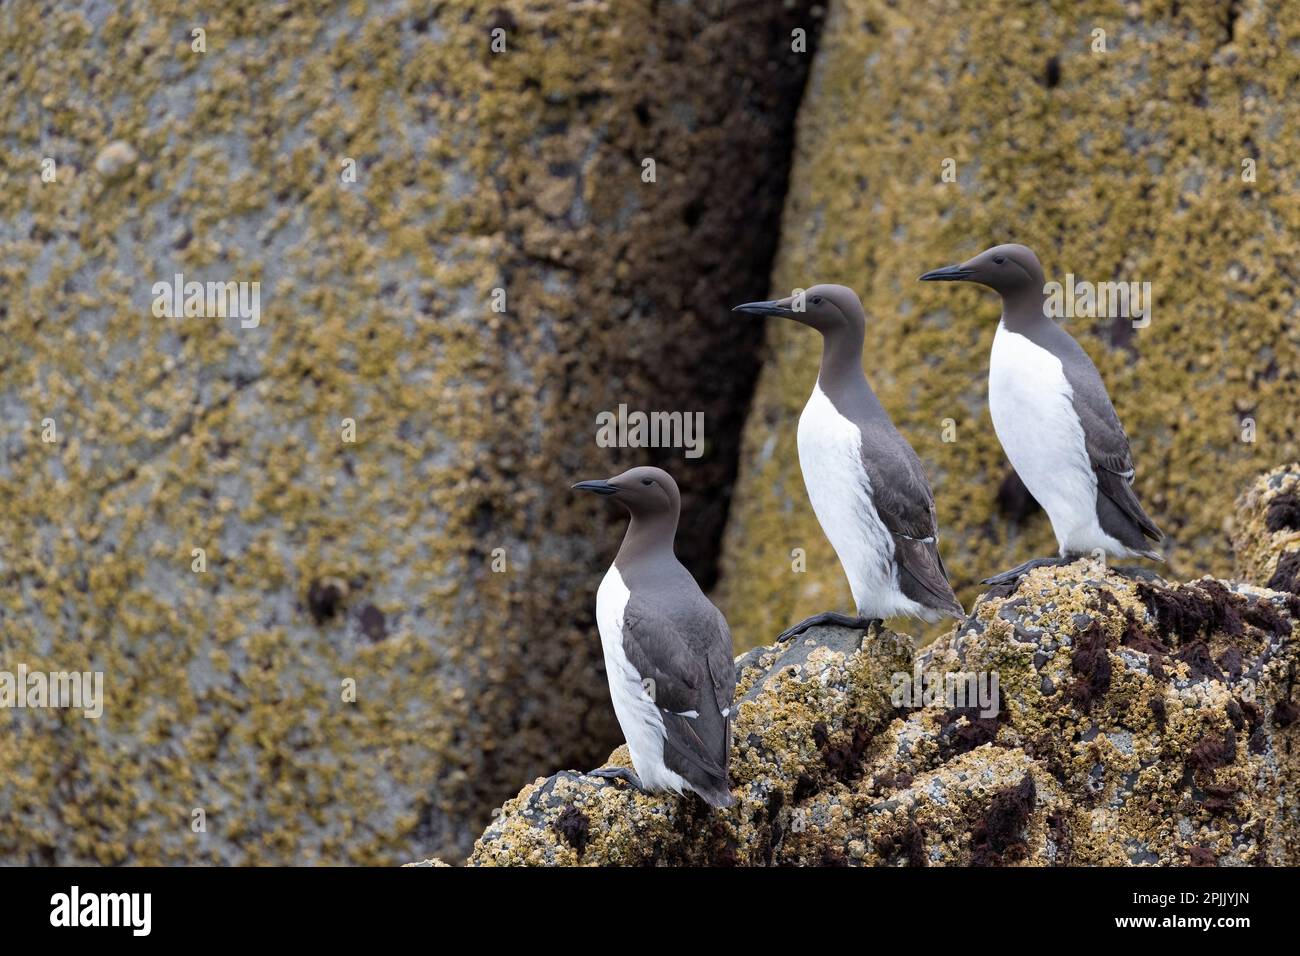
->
980, 555, 1072, 586
586, 767, 648, 792
777, 612, 882, 643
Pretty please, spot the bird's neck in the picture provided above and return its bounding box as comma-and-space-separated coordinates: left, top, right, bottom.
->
616, 513, 678, 571
999, 284, 1050, 333
817, 326, 867, 391
816, 326, 878, 410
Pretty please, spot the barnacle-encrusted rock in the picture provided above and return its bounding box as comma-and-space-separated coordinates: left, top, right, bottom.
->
1232, 463, 1300, 592
0, 2, 818, 863
458, 495, 1300, 865
717, 0, 1300, 649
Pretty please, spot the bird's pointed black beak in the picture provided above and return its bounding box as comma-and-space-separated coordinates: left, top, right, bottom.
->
919, 264, 973, 282
571, 479, 618, 496
732, 298, 796, 318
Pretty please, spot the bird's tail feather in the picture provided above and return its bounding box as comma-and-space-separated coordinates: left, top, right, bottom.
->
895, 536, 966, 619
691, 783, 736, 809
1096, 468, 1163, 543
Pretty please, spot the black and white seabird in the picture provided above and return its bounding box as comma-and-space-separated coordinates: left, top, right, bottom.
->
920, 243, 1163, 584
572, 466, 736, 808
734, 285, 965, 641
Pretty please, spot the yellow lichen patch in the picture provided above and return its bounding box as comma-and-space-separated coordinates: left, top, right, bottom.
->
718, 0, 1300, 650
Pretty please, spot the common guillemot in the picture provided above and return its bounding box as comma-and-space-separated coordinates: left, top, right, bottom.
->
734, 285, 965, 640
573, 466, 736, 808
920, 243, 1163, 584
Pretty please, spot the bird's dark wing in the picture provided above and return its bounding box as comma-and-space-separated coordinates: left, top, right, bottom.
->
860, 428, 964, 617
705, 605, 737, 719
1054, 337, 1163, 545
620, 592, 734, 795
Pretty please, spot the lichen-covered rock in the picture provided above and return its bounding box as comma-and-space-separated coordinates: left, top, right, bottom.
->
0, 1, 818, 863
717, 0, 1300, 649
1233, 463, 1300, 592
461, 546, 1300, 865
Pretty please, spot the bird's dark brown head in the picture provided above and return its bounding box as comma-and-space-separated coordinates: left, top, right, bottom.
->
571, 465, 680, 521
919, 243, 1045, 298
732, 283, 866, 339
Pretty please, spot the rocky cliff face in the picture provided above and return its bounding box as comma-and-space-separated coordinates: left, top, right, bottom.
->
717, 0, 1300, 649
445, 464, 1299, 866
0, 1, 817, 863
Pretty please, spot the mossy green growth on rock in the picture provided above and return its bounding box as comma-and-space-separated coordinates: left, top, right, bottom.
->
717, 0, 1300, 649
0, 1, 818, 863
452, 465, 1300, 866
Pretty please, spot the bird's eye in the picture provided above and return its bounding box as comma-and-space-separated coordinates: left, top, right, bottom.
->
641, 478, 654, 486
993, 255, 1006, 264
812, 296, 823, 305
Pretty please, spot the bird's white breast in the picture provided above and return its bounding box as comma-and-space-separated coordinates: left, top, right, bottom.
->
988, 322, 1122, 555
594, 565, 687, 794
796, 383, 924, 619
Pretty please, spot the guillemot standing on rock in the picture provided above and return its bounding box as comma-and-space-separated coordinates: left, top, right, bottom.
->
734, 285, 965, 641
572, 466, 736, 808
920, 243, 1163, 584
